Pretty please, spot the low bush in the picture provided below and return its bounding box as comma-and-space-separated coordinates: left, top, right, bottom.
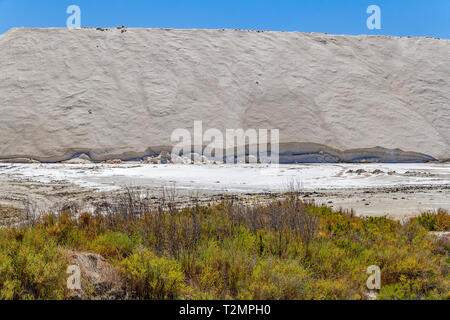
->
90, 231, 139, 260
120, 247, 186, 299
414, 209, 450, 231
0, 228, 68, 299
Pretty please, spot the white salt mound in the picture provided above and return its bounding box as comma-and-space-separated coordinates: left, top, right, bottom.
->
0, 28, 449, 162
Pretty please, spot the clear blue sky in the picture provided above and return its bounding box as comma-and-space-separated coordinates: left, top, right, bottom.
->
0, 0, 449, 38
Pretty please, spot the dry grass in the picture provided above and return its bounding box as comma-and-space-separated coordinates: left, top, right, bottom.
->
0, 205, 23, 227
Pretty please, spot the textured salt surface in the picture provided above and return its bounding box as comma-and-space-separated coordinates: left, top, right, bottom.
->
0, 163, 449, 217
1, 163, 449, 193
0, 28, 449, 162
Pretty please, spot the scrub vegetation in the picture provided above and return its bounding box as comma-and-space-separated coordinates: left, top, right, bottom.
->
0, 190, 448, 300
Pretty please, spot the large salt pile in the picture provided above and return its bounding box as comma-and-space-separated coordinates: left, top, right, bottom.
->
0, 28, 449, 162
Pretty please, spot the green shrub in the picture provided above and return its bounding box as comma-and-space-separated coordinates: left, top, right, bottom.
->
415, 210, 450, 231
0, 228, 68, 300
120, 248, 186, 299
310, 278, 361, 300
198, 239, 254, 298
91, 231, 138, 259
242, 258, 311, 299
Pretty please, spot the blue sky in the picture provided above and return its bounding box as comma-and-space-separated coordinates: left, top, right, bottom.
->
0, 0, 448, 38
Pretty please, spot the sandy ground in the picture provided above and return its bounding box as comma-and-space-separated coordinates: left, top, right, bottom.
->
0, 163, 449, 219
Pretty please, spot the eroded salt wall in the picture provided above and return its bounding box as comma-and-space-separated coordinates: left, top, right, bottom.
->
0, 28, 449, 162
